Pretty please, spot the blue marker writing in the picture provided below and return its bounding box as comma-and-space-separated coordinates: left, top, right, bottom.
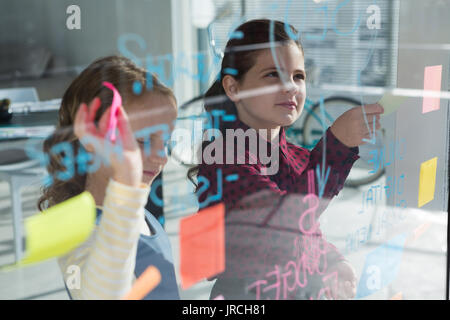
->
134, 124, 171, 157
197, 168, 223, 209
50, 142, 75, 181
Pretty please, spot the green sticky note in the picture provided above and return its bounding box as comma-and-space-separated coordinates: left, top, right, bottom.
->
379, 92, 408, 116
19, 191, 96, 266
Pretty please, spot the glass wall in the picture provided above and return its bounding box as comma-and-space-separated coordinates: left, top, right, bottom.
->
0, 0, 448, 300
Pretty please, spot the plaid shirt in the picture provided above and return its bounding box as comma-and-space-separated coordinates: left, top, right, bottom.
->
197, 118, 359, 210
196, 118, 360, 287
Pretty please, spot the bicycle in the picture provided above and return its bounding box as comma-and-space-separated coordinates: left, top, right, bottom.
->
286, 95, 385, 187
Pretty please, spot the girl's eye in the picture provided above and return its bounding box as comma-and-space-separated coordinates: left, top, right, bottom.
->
266, 71, 279, 78
266, 71, 305, 81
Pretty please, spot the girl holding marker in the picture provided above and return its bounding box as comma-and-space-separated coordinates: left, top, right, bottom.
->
190, 19, 384, 300
39, 56, 179, 299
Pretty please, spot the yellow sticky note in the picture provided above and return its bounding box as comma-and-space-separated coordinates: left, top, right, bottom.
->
379, 92, 407, 117
20, 191, 96, 265
418, 157, 438, 208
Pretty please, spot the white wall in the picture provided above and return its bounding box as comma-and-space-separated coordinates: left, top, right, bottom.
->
391, 0, 450, 212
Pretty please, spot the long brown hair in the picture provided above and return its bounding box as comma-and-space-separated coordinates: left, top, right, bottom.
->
38, 55, 175, 211
187, 19, 304, 186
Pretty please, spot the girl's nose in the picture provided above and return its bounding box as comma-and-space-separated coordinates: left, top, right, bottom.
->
155, 154, 168, 166
282, 78, 299, 95
140, 140, 168, 165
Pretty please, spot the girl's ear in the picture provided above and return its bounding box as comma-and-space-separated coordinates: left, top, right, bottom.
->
222, 75, 240, 103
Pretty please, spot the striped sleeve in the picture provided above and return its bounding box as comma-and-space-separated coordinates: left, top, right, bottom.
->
58, 179, 150, 300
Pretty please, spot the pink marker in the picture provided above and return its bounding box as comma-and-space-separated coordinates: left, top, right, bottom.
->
102, 81, 122, 142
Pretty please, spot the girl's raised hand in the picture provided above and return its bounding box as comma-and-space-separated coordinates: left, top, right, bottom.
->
330, 103, 384, 148
74, 97, 143, 187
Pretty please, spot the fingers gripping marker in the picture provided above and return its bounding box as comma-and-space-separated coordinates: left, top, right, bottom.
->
102, 81, 123, 142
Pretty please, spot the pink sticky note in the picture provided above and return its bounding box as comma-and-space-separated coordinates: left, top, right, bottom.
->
422, 65, 442, 114
102, 81, 122, 142
180, 203, 225, 289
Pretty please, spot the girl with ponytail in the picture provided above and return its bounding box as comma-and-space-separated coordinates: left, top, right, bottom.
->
191, 19, 384, 300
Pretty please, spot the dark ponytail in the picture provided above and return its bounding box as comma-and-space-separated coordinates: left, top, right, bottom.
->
204, 77, 238, 129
